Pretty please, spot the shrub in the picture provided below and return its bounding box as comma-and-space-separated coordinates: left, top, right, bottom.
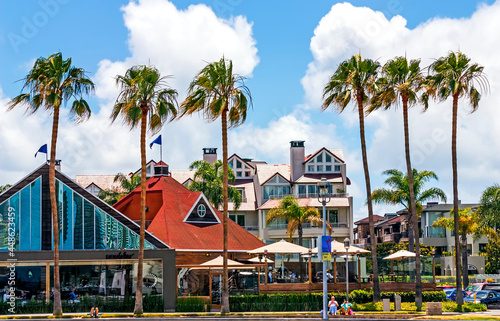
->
176, 296, 210, 312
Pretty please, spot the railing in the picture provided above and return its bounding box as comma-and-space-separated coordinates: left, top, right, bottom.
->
266, 222, 349, 230
244, 225, 259, 231
264, 192, 349, 201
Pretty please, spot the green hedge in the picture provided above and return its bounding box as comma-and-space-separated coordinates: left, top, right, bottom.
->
0, 295, 163, 314
228, 290, 446, 312
176, 296, 210, 312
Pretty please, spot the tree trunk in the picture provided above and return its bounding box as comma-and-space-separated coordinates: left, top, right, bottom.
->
357, 92, 380, 301
50, 105, 62, 316
298, 222, 304, 279
402, 99, 422, 308
462, 235, 469, 289
221, 109, 230, 314
134, 109, 147, 315
452, 94, 463, 305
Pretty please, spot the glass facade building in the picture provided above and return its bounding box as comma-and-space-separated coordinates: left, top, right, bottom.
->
0, 164, 175, 311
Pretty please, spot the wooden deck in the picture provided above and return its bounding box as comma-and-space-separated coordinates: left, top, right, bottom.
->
259, 282, 438, 294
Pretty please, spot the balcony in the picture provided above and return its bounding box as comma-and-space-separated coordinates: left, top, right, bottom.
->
382, 233, 401, 243
244, 225, 259, 231
264, 192, 349, 201
266, 222, 349, 230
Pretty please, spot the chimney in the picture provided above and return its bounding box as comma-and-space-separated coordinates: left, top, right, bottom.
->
290, 141, 305, 182
203, 148, 217, 164
55, 160, 61, 172
153, 161, 169, 177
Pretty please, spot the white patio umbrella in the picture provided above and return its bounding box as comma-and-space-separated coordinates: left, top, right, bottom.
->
191, 255, 246, 269
248, 240, 309, 278
247, 257, 274, 263
310, 240, 370, 255
383, 250, 415, 261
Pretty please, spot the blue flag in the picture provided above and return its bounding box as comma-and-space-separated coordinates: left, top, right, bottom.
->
35, 144, 48, 158
149, 135, 162, 149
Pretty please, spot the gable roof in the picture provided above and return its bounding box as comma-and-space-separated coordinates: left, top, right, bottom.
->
294, 173, 351, 185
304, 148, 345, 164
255, 164, 290, 185
228, 154, 255, 169
260, 172, 291, 186
74, 174, 122, 191
354, 215, 385, 225
114, 175, 265, 252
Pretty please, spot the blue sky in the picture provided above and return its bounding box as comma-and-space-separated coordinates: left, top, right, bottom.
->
1, 0, 499, 220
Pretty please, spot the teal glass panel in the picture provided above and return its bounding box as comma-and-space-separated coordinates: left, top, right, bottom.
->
61, 185, 73, 250
20, 186, 31, 251
10, 193, 20, 250
30, 177, 41, 251
73, 193, 83, 249
95, 208, 106, 249
0, 201, 8, 250
83, 200, 94, 249
128, 230, 139, 249
105, 214, 117, 249
56, 181, 63, 249
117, 223, 125, 249
144, 240, 156, 250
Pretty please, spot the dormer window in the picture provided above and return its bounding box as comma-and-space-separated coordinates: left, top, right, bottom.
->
305, 150, 342, 174
228, 156, 254, 179
197, 204, 206, 217
263, 174, 291, 200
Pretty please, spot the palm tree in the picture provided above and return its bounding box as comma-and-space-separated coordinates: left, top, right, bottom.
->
369, 56, 424, 307
8, 52, 94, 315
372, 169, 447, 211
322, 54, 381, 301
0, 184, 12, 194
477, 184, 500, 231
111, 65, 178, 314
188, 160, 242, 210
98, 173, 141, 205
266, 195, 331, 246
180, 57, 251, 314
425, 51, 488, 305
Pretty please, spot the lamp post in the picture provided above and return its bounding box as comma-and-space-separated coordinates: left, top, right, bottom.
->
344, 238, 350, 301
318, 178, 331, 320
432, 248, 436, 284
357, 250, 361, 284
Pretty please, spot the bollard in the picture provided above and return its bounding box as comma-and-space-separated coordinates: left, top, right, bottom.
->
426, 302, 442, 315
394, 294, 401, 311
383, 298, 390, 312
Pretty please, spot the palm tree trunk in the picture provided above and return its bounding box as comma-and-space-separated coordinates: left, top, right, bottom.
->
298, 223, 304, 279
221, 109, 230, 314
50, 105, 62, 316
357, 93, 380, 301
452, 94, 463, 305
134, 109, 147, 314
462, 235, 469, 289
402, 100, 422, 309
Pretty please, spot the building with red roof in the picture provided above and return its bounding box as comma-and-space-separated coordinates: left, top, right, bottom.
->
113, 163, 265, 265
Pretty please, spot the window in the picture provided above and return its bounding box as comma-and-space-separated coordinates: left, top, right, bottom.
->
230, 214, 245, 227
236, 171, 242, 177
308, 185, 316, 196
325, 165, 332, 172
263, 185, 291, 200
328, 210, 339, 225
245, 171, 251, 177
325, 154, 332, 162
334, 165, 341, 172
298, 185, 306, 197
308, 165, 314, 172
229, 161, 233, 169
317, 165, 323, 172
197, 204, 206, 217
317, 154, 323, 162
236, 160, 242, 168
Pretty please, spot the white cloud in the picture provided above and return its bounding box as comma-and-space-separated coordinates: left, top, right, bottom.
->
0, 0, 259, 184
303, 1, 500, 221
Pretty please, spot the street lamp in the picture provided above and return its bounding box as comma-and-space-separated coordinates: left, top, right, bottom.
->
432, 248, 436, 284
344, 238, 350, 301
317, 178, 331, 320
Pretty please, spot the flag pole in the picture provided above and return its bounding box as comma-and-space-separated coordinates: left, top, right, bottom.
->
160, 143, 162, 162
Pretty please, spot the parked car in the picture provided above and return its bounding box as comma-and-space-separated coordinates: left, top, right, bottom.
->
465, 283, 500, 294
464, 290, 500, 308
443, 288, 456, 297
446, 289, 468, 301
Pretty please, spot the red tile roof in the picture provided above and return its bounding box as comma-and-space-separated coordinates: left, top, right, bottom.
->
114, 176, 265, 251
354, 215, 385, 225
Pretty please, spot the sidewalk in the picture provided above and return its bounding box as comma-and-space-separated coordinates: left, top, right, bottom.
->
1, 311, 500, 320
